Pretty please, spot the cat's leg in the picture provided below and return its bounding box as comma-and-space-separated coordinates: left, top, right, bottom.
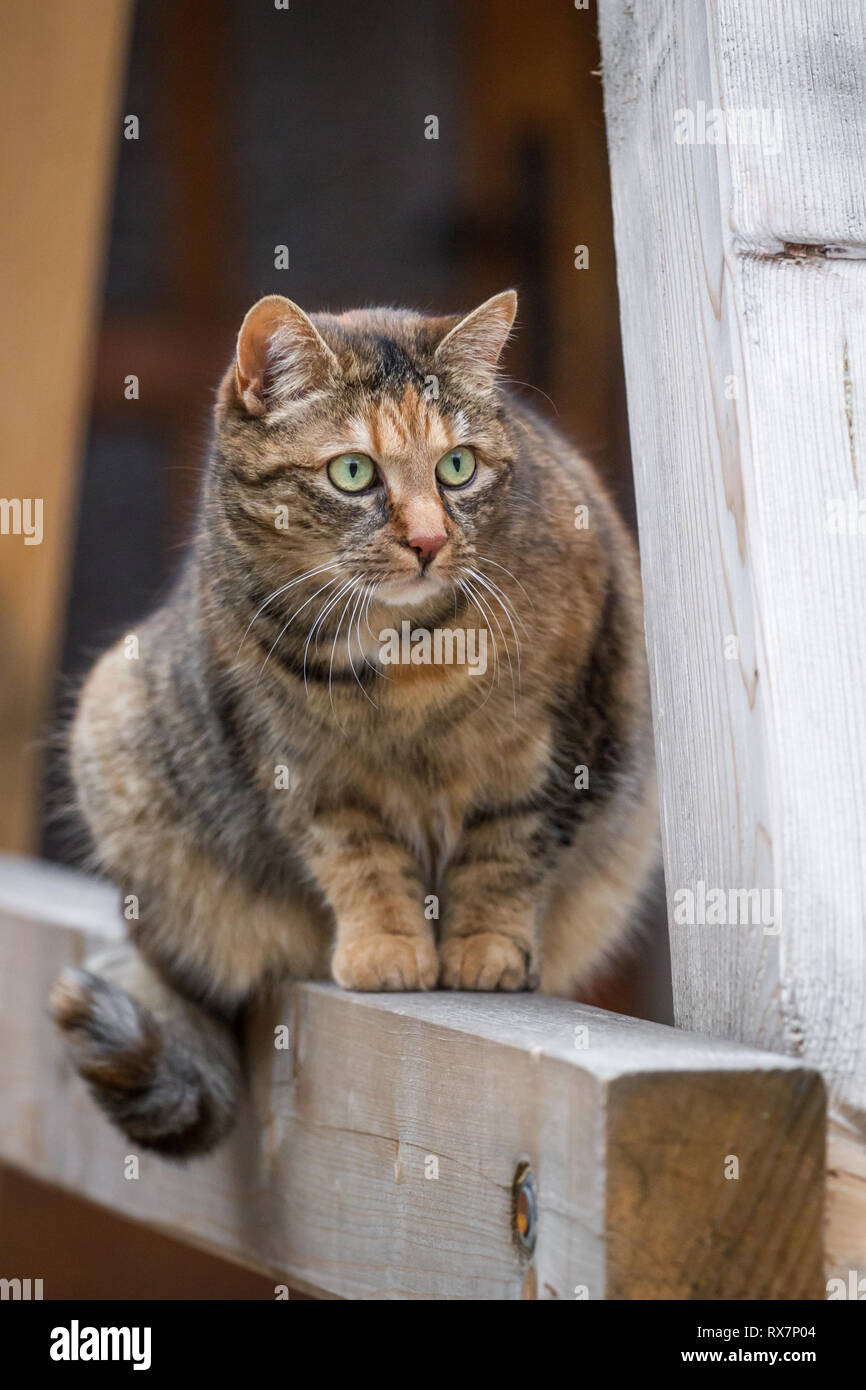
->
439, 807, 542, 991
305, 805, 437, 990
50, 942, 240, 1159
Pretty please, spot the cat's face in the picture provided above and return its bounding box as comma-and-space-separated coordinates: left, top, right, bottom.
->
214, 292, 519, 614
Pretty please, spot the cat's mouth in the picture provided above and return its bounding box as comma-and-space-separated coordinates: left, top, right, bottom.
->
376, 572, 449, 608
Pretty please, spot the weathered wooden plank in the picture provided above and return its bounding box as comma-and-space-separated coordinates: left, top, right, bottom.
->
598, 0, 866, 1276
0, 855, 824, 1299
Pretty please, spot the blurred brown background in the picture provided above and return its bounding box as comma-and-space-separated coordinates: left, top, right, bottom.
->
0, 0, 669, 1297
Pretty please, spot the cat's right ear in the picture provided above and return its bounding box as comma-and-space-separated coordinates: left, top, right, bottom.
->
230, 295, 339, 418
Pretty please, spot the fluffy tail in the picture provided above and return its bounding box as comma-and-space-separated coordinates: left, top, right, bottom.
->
49, 946, 240, 1159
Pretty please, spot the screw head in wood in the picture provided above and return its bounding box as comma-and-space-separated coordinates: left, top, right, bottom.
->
513, 1161, 537, 1254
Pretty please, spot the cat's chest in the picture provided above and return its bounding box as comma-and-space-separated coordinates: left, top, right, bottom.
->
339, 717, 551, 877
389, 788, 463, 882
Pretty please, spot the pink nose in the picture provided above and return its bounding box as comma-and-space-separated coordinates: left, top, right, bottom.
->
407, 531, 448, 566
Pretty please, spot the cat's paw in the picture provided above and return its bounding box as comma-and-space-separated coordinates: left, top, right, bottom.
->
331, 934, 438, 991
439, 932, 536, 991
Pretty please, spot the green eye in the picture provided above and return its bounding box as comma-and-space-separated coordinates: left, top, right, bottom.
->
327, 452, 376, 493
435, 446, 477, 488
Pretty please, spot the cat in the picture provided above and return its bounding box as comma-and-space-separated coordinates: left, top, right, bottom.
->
50, 289, 658, 1157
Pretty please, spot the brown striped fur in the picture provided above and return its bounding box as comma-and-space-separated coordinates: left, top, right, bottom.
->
50, 291, 658, 1155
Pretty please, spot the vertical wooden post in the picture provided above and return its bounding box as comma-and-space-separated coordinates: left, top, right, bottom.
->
0, 0, 131, 850
599, 0, 866, 1281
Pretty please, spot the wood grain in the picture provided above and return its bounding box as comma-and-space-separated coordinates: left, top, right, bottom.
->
0, 855, 825, 1299
599, 0, 866, 1274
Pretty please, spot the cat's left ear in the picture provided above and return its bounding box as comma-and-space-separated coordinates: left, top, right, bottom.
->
233, 294, 339, 417
434, 290, 517, 394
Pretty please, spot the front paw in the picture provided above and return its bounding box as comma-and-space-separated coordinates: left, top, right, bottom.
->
439, 932, 536, 991
332, 933, 438, 991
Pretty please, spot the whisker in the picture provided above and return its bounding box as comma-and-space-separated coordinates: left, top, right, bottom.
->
237, 562, 341, 657
456, 580, 499, 712
256, 573, 341, 686
303, 577, 358, 694
498, 373, 559, 416
466, 565, 521, 634
344, 583, 379, 707
363, 585, 379, 643
463, 570, 517, 711
329, 580, 363, 721
357, 582, 387, 682
465, 566, 523, 692
461, 574, 501, 687
474, 554, 535, 610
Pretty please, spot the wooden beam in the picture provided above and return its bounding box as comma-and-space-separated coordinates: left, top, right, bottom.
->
0, 0, 131, 852
598, 0, 866, 1277
0, 855, 824, 1300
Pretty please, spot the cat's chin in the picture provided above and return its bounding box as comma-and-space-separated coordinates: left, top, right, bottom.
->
376, 574, 449, 610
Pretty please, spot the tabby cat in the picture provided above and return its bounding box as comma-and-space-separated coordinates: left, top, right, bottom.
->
50, 290, 658, 1156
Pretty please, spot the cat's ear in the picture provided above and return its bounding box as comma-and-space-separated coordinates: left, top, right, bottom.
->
434, 290, 517, 393
234, 294, 339, 417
